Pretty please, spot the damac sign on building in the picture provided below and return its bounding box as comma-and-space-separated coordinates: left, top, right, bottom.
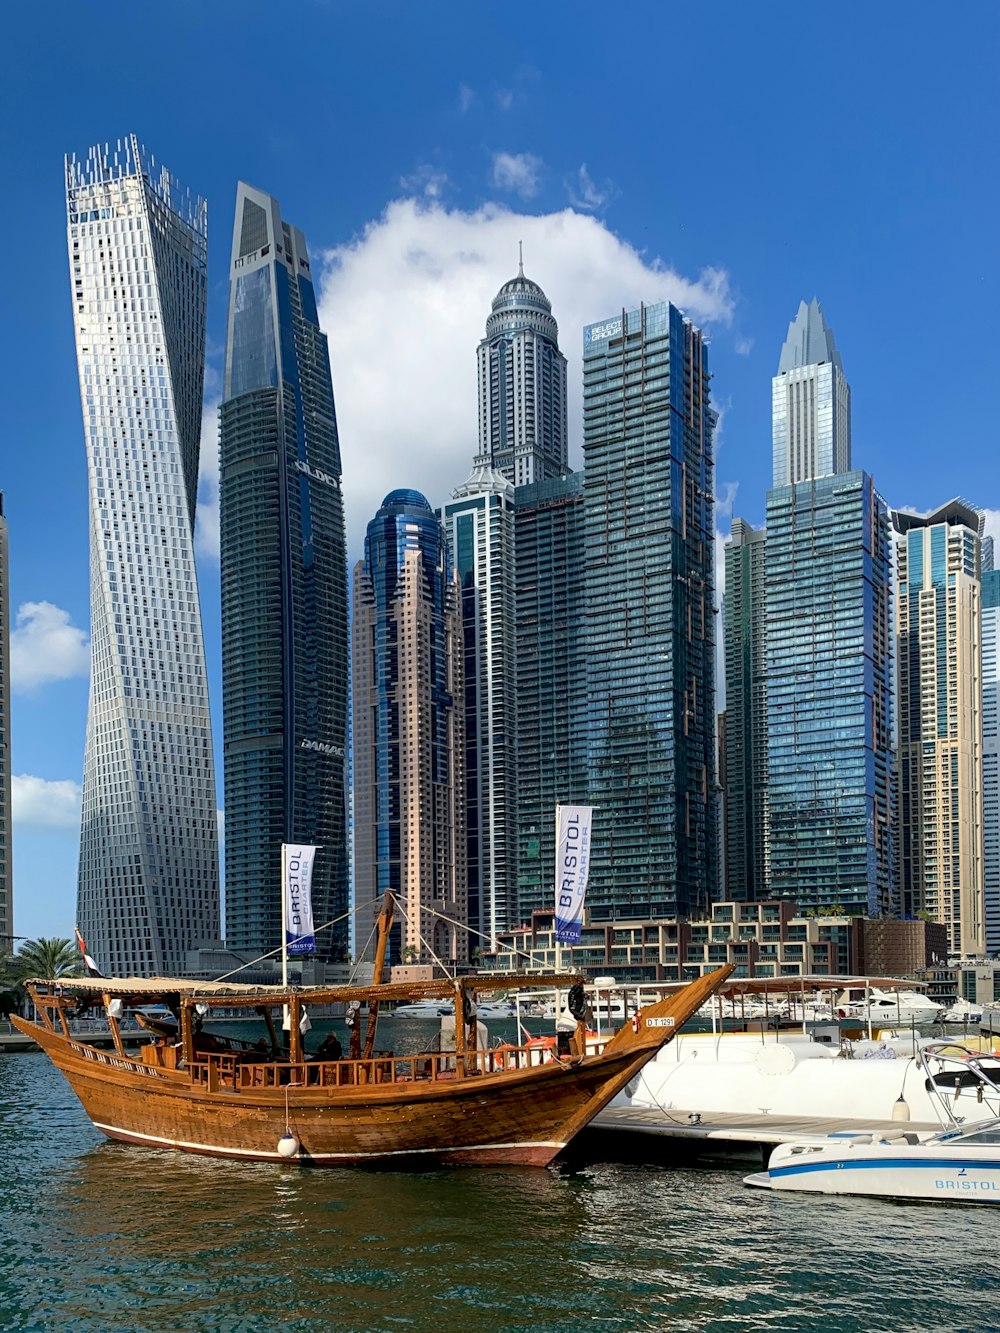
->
554, 806, 594, 944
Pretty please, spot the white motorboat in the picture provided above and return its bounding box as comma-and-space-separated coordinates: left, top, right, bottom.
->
745, 1118, 1000, 1203
940, 999, 984, 1026
391, 999, 452, 1019
832, 986, 944, 1026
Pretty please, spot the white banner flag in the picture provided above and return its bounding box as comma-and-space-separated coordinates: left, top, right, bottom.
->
554, 806, 594, 943
283, 844, 318, 955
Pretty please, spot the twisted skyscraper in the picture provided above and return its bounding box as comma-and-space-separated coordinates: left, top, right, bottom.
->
68, 137, 219, 975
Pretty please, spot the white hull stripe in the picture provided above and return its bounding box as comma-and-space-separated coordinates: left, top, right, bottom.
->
92, 1122, 562, 1160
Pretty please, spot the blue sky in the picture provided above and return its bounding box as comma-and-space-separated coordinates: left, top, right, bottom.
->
2, 1, 997, 943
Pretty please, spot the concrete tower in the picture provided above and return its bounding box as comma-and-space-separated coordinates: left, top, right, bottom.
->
67, 136, 218, 975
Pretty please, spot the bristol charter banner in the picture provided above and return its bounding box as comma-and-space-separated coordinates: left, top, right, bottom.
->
554, 806, 594, 943
282, 843, 318, 955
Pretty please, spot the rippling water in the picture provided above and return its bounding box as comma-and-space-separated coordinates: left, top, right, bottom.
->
2, 1038, 995, 1333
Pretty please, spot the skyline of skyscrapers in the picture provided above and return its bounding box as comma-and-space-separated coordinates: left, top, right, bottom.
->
894, 501, 988, 957
11, 131, 995, 973
68, 136, 219, 975
352, 490, 468, 966
220, 183, 350, 964
582, 301, 718, 922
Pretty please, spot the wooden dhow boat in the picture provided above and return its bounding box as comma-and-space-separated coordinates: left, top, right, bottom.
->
13, 900, 732, 1169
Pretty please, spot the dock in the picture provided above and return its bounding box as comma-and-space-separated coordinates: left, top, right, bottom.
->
587, 1104, 943, 1162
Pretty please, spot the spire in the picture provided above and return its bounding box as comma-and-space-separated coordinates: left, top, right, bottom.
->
518, 240, 524, 278
777, 298, 843, 373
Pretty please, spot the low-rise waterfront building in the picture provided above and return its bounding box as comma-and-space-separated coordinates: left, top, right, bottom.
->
486, 901, 948, 985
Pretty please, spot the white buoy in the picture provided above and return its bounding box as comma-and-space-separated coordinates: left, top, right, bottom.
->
277, 1132, 299, 1157
892, 1095, 911, 1121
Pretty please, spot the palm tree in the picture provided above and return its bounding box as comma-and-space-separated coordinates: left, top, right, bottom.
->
12, 937, 82, 982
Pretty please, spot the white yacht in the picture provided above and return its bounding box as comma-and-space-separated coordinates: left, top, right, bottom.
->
832, 986, 944, 1026
391, 999, 452, 1019
615, 1034, 1000, 1130
941, 998, 984, 1026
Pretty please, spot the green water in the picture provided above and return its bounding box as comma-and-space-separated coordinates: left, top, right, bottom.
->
1, 1035, 995, 1333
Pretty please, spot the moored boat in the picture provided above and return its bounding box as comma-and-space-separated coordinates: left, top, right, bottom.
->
744, 1119, 1000, 1204
12, 897, 732, 1170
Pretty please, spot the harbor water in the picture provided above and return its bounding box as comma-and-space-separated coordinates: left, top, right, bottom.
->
1, 1022, 996, 1333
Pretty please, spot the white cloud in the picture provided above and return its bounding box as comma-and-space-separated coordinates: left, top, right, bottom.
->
317, 197, 735, 559
568, 164, 611, 211
195, 399, 220, 560
12, 774, 82, 829
458, 83, 475, 114
495, 88, 514, 112
400, 166, 450, 201
490, 152, 542, 199
734, 335, 754, 357
10, 602, 89, 691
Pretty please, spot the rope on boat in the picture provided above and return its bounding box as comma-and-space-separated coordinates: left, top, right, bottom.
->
211, 901, 368, 983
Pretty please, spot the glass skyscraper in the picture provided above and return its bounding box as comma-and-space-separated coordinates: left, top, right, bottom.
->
894, 502, 986, 957
352, 492, 467, 966
722, 518, 769, 901
476, 256, 568, 486
441, 464, 516, 943
765, 471, 895, 914
220, 183, 349, 963
68, 136, 219, 975
513, 473, 588, 924
772, 298, 850, 487
582, 301, 718, 920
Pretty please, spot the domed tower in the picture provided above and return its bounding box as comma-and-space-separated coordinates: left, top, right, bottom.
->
352, 490, 468, 968
476, 250, 568, 485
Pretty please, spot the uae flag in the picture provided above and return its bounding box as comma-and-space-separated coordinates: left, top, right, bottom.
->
74, 927, 102, 977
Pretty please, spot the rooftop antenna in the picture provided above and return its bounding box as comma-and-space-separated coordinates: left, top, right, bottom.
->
518, 240, 524, 278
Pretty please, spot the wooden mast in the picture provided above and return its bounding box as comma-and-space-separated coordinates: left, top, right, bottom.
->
362, 891, 395, 1061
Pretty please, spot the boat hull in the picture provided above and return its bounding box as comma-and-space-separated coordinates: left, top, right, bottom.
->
15, 1021, 667, 1168
746, 1141, 1000, 1203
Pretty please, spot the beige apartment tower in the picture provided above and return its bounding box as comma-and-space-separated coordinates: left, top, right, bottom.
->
352, 490, 468, 967
894, 501, 987, 957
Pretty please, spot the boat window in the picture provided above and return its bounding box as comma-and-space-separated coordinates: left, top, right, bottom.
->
949, 1127, 1000, 1146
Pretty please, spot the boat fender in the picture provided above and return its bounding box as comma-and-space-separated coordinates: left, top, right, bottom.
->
277, 1132, 299, 1158
631, 1014, 641, 1034
568, 983, 589, 1022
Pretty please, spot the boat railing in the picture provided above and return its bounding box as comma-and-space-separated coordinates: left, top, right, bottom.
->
185, 1040, 583, 1092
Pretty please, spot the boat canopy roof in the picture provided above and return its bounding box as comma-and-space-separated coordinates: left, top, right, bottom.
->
718, 974, 932, 997
24, 972, 584, 1008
